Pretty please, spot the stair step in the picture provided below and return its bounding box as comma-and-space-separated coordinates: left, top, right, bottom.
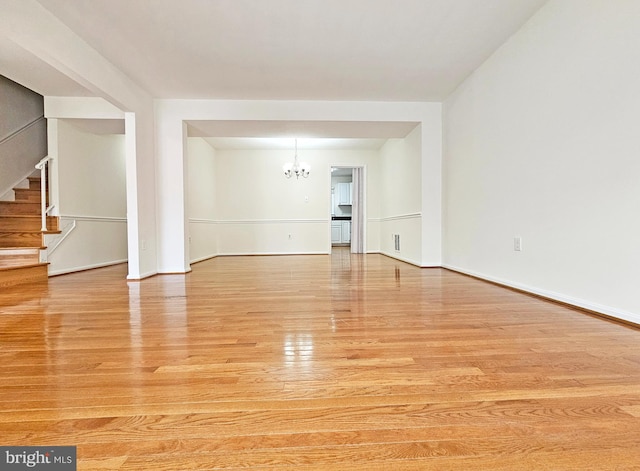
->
28, 177, 45, 191
0, 177, 52, 287
0, 201, 41, 216
0, 263, 48, 288
0, 247, 41, 268
0, 215, 59, 232
0, 231, 44, 248
13, 188, 43, 203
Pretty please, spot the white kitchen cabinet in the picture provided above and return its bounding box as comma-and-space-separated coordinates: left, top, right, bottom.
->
331, 220, 351, 244
341, 221, 351, 243
337, 182, 352, 205
331, 222, 342, 244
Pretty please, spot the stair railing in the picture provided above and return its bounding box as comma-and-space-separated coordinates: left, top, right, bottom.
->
35, 155, 55, 232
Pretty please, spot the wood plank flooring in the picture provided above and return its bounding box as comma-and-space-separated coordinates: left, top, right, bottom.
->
1, 249, 640, 470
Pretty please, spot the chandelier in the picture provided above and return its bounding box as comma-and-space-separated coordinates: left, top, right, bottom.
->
283, 139, 310, 179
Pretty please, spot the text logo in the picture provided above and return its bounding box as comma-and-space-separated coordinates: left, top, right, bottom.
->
1, 447, 76, 470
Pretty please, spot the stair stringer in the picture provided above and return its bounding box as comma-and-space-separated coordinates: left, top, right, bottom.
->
41, 218, 76, 263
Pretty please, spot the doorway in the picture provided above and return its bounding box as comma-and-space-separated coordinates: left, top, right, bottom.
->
330, 166, 364, 253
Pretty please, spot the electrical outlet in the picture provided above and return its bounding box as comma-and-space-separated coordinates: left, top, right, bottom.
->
514, 236, 522, 251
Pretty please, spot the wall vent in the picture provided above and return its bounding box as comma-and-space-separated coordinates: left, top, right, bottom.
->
394, 234, 400, 252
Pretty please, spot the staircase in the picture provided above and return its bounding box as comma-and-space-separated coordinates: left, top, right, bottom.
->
0, 176, 60, 287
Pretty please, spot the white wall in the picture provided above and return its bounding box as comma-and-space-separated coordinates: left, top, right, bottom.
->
214, 147, 379, 255
48, 119, 127, 275
57, 120, 126, 217
154, 99, 441, 273
187, 137, 217, 262
443, 0, 640, 321
379, 125, 423, 265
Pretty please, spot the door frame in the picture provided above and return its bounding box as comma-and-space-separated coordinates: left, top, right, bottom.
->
328, 165, 366, 253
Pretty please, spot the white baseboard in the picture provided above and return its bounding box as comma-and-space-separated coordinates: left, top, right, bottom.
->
127, 270, 158, 280
49, 259, 128, 277
443, 264, 640, 326
379, 250, 422, 267
190, 254, 218, 264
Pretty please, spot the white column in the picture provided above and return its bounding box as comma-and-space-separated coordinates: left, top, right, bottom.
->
124, 112, 142, 279
420, 103, 443, 267
155, 114, 190, 273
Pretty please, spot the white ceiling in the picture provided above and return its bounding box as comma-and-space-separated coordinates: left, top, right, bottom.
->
187, 120, 419, 138
0, 37, 94, 98
205, 137, 388, 151
35, 0, 547, 102
188, 119, 419, 149
4, 0, 548, 147
64, 118, 126, 135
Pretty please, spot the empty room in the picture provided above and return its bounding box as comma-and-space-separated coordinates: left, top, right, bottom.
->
1, 0, 639, 469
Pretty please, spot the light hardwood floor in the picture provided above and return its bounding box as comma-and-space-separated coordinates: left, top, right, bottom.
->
1, 249, 640, 470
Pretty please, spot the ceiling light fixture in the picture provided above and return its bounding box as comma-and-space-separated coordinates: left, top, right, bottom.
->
283, 139, 310, 179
